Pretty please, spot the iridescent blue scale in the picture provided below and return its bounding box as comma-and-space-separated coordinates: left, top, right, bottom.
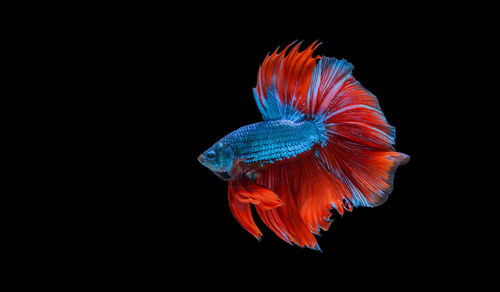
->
221, 119, 323, 168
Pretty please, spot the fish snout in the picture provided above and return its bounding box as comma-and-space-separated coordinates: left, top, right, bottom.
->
198, 154, 204, 164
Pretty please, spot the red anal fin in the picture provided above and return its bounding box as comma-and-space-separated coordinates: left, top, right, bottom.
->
256, 159, 323, 250
255, 207, 292, 244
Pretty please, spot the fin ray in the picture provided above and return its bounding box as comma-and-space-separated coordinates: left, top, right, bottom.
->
254, 41, 320, 121
227, 176, 283, 240
228, 184, 262, 240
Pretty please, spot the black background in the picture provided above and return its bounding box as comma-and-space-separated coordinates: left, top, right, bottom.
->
68, 9, 486, 284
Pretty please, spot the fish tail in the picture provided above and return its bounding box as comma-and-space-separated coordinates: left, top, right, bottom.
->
308, 56, 409, 208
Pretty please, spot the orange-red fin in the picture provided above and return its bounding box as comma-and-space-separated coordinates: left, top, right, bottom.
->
255, 207, 293, 245
304, 53, 409, 207
255, 154, 349, 250
227, 177, 283, 240
230, 177, 282, 209
317, 148, 409, 207
228, 183, 262, 240
254, 41, 321, 120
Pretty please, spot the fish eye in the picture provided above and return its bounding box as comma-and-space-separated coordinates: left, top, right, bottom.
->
206, 151, 215, 160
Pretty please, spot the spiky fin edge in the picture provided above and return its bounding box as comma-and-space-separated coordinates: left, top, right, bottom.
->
253, 41, 321, 121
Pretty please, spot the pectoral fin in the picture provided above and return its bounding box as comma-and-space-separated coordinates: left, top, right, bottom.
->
227, 176, 283, 240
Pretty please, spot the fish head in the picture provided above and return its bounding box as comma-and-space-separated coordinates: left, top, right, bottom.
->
198, 141, 234, 180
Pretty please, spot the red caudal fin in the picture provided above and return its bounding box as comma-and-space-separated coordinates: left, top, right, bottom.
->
310, 57, 410, 207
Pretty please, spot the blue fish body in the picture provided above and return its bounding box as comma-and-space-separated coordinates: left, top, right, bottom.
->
220, 119, 327, 170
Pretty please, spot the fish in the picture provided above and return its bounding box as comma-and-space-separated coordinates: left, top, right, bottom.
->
198, 41, 409, 251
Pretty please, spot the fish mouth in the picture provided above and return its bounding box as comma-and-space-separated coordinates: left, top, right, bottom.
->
198, 154, 204, 164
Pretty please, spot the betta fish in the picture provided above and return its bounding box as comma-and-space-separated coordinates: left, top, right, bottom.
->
198, 41, 409, 251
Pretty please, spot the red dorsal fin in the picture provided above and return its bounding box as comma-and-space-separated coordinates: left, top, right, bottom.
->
254, 41, 321, 119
